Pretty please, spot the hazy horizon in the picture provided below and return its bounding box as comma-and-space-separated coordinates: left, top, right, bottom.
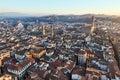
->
0, 0, 120, 16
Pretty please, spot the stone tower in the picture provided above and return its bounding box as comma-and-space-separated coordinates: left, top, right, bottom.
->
51, 25, 54, 37
42, 25, 46, 35
90, 16, 95, 35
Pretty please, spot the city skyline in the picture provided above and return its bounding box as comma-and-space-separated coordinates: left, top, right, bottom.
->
0, 0, 120, 15
0, 1, 120, 80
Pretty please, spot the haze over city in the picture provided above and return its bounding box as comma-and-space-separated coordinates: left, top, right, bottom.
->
1, 0, 120, 80
0, 0, 120, 15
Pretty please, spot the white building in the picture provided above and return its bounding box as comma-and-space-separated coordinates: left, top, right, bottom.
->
7, 58, 35, 77
17, 22, 24, 31
78, 50, 87, 65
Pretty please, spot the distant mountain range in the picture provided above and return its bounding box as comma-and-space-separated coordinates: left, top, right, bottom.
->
0, 12, 120, 23
0, 12, 50, 17
0, 12, 30, 17
0, 12, 118, 18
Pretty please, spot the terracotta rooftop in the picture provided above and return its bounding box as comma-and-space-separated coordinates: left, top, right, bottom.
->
77, 50, 86, 55
63, 60, 75, 70
49, 59, 63, 68
72, 66, 86, 76
16, 49, 26, 55
8, 58, 34, 72
31, 47, 45, 53
86, 68, 107, 74
2, 57, 11, 63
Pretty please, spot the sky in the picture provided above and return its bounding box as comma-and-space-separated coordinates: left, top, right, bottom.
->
0, 0, 120, 15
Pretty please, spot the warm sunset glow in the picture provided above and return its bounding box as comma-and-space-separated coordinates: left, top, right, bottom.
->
0, 0, 120, 15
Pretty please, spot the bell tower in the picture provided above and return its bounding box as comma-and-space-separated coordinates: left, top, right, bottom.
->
42, 25, 46, 35
51, 25, 54, 37
90, 16, 95, 35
